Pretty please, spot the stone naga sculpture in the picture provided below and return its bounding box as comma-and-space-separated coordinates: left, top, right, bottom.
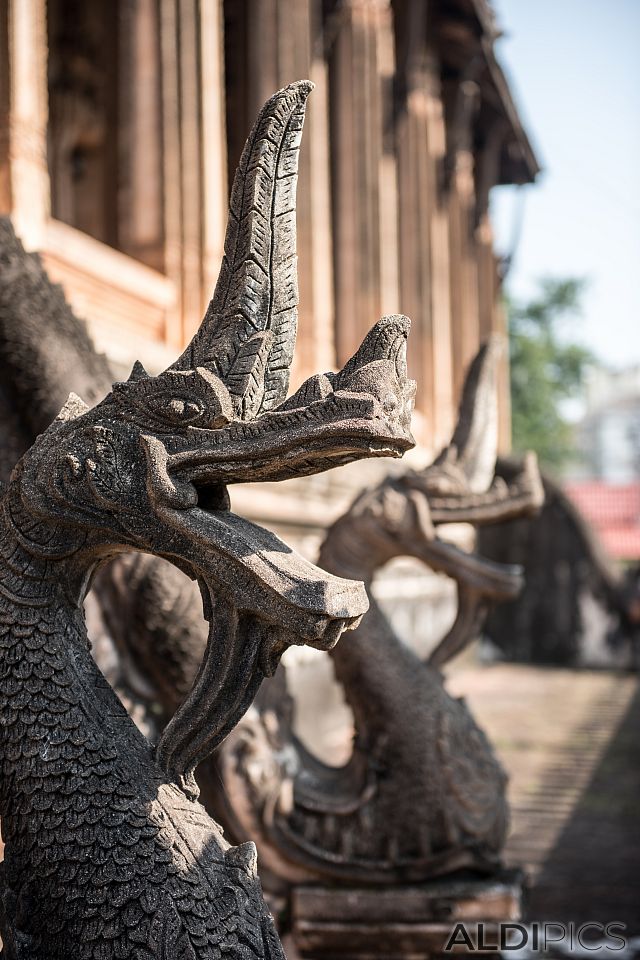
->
0, 217, 210, 734
215, 339, 544, 889
0, 81, 415, 958
0, 218, 111, 479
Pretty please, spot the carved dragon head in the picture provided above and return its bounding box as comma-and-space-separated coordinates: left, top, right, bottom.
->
320, 337, 543, 663
9, 82, 414, 794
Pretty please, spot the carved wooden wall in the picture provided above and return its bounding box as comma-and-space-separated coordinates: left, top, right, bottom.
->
0, 0, 538, 455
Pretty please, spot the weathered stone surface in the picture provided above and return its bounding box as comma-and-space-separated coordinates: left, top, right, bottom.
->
215, 338, 544, 895
0, 81, 415, 958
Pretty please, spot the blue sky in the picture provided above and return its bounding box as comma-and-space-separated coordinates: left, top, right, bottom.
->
490, 0, 640, 369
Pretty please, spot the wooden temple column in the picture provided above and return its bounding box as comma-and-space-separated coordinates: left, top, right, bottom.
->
426, 84, 456, 451
222, 0, 335, 386
272, 0, 335, 383
376, 3, 400, 322
118, 0, 165, 273
160, 0, 227, 349
494, 291, 511, 453
475, 115, 511, 451
395, 1, 453, 451
304, 11, 338, 381
178, 0, 205, 339
159, 0, 183, 349
200, 0, 228, 317
0, 0, 50, 249
445, 79, 481, 408
329, 0, 399, 368
476, 213, 497, 343
475, 114, 508, 343
476, 221, 511, 451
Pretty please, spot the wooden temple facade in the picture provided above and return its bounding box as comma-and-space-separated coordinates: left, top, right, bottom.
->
0, 0, 538, 543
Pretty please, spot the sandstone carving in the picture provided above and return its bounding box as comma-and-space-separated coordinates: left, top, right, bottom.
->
0, 81, 415, 958
215, 339, 544, 889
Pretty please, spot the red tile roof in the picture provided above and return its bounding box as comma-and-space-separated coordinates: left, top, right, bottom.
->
564, 482, 640, 560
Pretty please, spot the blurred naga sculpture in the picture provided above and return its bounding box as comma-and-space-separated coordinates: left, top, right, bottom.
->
215, 339, 545, 889
0, 81, 416, 958
479, 462, 629, 666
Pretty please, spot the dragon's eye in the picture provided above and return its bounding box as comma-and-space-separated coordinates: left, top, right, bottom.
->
115, 366, 233, 430
166, 398, 204, 423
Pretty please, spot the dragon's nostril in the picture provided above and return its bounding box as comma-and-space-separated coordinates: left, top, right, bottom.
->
382, 392, 398, 416
194, 483, 230, 512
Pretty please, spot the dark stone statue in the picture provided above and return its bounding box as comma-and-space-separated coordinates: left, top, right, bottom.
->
479, 460, 626, 665
214, 339, 544, 894
0, 81, 415, 958
0, 210, 168, 737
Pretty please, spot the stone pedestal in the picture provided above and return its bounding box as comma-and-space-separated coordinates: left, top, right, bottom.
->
289, 871, 524, 959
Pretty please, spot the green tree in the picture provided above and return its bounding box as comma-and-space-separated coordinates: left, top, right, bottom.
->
508, 277, 592, 471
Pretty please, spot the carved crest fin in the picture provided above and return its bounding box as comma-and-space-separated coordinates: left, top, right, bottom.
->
55, 392, 90, 423
128, 360, 150, 382
435, 335, 503, 493
168, 80, 314, 420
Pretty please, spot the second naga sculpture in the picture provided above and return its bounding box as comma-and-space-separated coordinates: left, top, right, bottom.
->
216, 339, 544, 889
0, 82, 415, 958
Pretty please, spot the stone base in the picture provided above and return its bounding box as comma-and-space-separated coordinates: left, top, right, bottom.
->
289, 870, 524, 960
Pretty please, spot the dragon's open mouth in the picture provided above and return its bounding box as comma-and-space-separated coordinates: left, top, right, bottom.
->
152, 500, 370, 797
400, 450, 543, 596
397, 453, 544, 668
159, 500, 369, 647
148, 471, 374, 795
